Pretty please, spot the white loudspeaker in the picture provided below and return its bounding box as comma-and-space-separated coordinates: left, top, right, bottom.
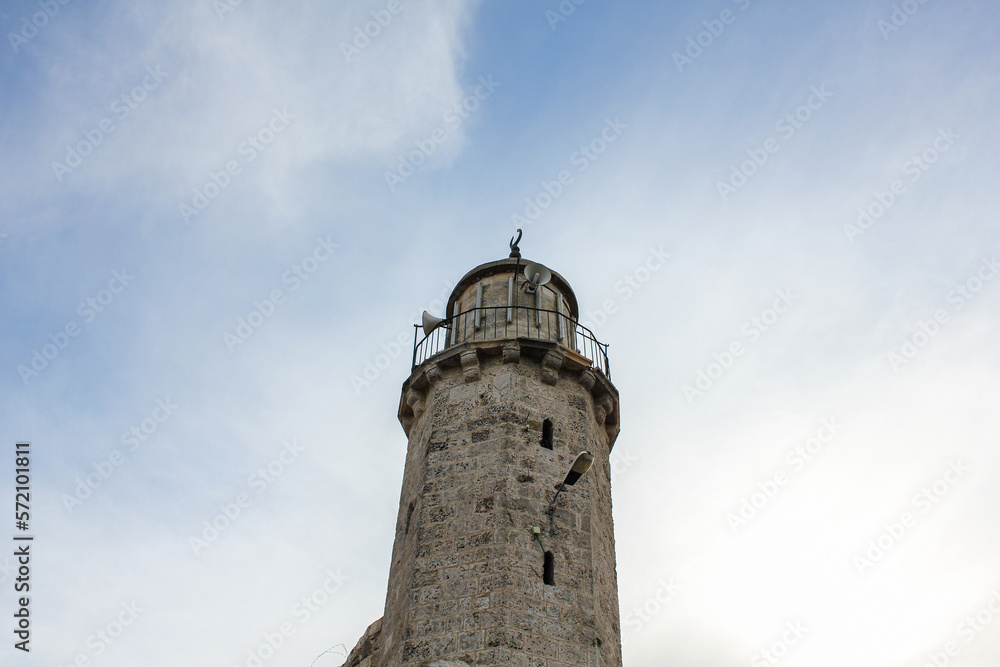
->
522, 261, 552, 287
421, 311, 447, 336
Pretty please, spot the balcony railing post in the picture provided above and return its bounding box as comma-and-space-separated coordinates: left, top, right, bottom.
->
412, 324, 419, 370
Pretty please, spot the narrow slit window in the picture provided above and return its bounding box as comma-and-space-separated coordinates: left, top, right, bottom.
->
541, 419, 553, 450
543, 551, 555, 586
404, 501, 415, 535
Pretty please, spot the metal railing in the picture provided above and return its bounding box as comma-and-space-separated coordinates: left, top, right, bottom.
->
411, 305, 610, 378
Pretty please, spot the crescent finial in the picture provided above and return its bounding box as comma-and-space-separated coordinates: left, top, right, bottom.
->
509, 228, 522, 258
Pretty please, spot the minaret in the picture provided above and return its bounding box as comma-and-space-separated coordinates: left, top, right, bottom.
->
343, 235, 622, 667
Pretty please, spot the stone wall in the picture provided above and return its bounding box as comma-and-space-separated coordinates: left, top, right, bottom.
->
341, 618, 382, 667
376, 336, 622, 667
446, 258, 580, 353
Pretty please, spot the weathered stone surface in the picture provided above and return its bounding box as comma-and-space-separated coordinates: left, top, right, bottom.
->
406, 388, 425, 418
540, 350, 564, 386
341, 617, 382, 667
361, 257, 623, 667
594, 395, 613, 426
502, 343, 520, 365
374, 349, 622, 667
460, 350, 481, 383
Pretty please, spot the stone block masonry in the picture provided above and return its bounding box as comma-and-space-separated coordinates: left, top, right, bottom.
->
342, 253, 623, 667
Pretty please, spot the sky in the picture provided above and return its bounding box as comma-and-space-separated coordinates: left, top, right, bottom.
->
1, 0, 999, 665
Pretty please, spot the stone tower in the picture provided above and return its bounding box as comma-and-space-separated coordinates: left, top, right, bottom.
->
342, 240, 622, 667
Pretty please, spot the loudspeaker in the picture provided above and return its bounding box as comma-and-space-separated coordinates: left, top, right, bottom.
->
522, 261, 552, 287
421, 311, 447, 336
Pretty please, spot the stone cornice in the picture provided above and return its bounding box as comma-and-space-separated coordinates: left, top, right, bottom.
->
398, 338, 620, 448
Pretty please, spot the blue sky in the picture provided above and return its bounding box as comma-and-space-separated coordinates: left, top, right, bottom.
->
2, 1, 999, 665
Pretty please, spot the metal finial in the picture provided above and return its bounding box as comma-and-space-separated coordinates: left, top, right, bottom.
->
509, 228, 522, 259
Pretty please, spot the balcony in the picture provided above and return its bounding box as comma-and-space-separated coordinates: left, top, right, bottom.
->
411, 305, 610, 379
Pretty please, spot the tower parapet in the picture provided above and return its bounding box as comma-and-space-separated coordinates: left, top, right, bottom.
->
411, 257, 610, 384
